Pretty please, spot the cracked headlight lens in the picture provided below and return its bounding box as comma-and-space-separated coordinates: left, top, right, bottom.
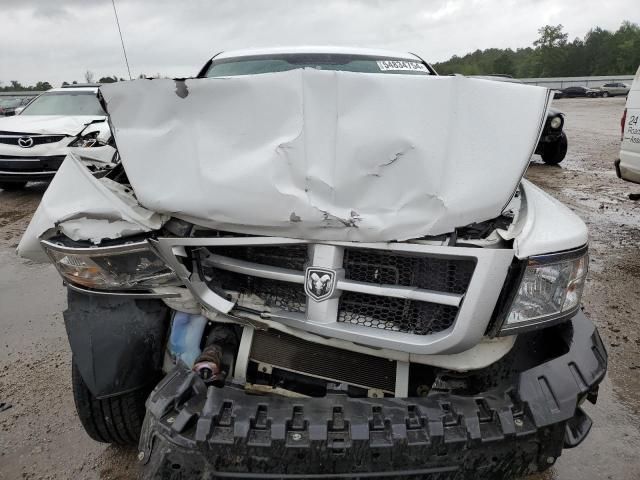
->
41, 239, 179, 291
501, 247, 588, 333
68, 131, 107, 148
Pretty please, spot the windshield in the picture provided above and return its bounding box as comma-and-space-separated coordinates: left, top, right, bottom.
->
21, 91, 105, 116
0, 98, 23, 108
205, 53, 433, 77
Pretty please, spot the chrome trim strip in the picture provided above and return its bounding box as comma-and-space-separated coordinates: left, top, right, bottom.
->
336, 278, 462, 306
147, 238, 236, 313
527, 244, 588, 266
207, 253, 305, 284
65, 282, 180, 298
0, 158, 44, 162
0, 170, 56, 175
41, 238, 149, 255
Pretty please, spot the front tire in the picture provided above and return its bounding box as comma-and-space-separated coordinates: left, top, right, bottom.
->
0, 181, 27, 191
71, 360, 148, 445
602, 91, 609, 98
541, 132, 568, 165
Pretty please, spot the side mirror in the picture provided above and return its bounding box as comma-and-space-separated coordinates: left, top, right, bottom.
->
14, 106, 25, 115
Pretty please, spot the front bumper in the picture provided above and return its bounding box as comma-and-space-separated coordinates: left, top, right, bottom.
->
615, 158, 640, 184
139, 313, 606, 479
534, 131, 563, 153
0, 155, 65, 182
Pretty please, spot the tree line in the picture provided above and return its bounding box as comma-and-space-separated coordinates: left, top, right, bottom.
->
435, 21, 640, 78
3, 21, 639, 90
0, 72, 160, 92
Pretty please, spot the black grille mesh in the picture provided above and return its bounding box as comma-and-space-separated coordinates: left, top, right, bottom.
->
338, 291, 458, 335
209, 267, 307, 313
0, 135, 66, 146
206, 245, 473, 335
343, 248, 475, 294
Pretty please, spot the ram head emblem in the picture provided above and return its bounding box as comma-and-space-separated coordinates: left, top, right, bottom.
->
304, 268, 336, 302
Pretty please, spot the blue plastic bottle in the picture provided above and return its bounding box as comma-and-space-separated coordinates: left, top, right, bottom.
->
168, 311, 207, 367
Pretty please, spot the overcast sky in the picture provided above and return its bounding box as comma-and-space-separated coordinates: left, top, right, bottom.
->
1, 0, 637, 86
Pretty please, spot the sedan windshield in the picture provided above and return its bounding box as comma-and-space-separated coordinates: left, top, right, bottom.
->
205, 53, 433, 77
20, 91, 105, 116
0, 98, 23, 108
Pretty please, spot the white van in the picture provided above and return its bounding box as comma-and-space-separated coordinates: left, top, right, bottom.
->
616, 66, 640, 183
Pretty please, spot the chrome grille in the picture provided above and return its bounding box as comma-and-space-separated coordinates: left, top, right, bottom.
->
151, 236, 515, 354
200, 244, 472, 335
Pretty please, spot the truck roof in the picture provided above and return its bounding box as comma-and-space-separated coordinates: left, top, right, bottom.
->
49, 85, 100, 93
213, 46, 423, 61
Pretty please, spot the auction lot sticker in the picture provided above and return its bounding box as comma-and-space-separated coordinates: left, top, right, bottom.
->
377, 60, 428, 72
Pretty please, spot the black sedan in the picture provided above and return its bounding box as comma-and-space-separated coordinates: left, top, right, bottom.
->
554, 86, 602, 99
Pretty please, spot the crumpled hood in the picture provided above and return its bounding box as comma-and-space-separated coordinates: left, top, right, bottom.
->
101, 71, 550, 242
0, 114, 106, 136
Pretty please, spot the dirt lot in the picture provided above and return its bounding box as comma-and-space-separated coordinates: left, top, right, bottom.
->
1, 97, 639, 479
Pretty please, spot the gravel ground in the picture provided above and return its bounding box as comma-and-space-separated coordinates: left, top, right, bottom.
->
1, 97, 639, 479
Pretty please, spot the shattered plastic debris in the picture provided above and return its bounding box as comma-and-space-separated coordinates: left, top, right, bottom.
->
17, 153, 166, 262
99, 70, 550, 242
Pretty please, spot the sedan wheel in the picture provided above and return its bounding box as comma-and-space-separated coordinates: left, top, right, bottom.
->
602, 91, 609, 98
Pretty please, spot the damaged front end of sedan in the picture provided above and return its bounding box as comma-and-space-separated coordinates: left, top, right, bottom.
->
18, 57, 606, 479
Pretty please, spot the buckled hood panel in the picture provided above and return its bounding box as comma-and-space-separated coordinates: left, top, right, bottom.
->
100, 70, 550, 242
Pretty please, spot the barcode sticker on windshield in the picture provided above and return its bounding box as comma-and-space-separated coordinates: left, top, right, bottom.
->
377, 60, 428, 72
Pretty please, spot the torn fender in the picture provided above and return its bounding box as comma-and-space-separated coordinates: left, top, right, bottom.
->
17, 152, 166, 262
100, 70, 551, 242
498, 179, 589, 258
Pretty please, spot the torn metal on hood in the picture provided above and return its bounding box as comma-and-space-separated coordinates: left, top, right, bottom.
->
97, 70, 550, 242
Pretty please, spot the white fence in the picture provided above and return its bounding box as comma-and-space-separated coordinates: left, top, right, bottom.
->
519, 75, 635, 89
0, 91, 43, 97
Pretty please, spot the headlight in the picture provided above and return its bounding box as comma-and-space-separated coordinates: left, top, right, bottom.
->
68, 131, 106, 148
550, 115, 563, 129
499, 247, 588, 334
41, 239, 179, 291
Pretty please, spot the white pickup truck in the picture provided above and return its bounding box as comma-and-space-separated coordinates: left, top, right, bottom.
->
19, 47, 606, 480
617, 66, 640, 184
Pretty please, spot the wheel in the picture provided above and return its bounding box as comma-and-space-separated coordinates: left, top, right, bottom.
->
0, 181, 26, 191
602, 91, 609, 98
541, 132, 568, 165
71, 359, 148, 445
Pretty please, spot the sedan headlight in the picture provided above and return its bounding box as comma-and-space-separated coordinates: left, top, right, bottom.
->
41, 239, 179, 291
549, 115, 563, 130
499, 247, 588, 334
68, 131, 107, 148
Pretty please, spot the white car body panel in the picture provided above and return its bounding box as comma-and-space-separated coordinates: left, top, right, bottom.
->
619, 66, 640, 184
499, 179, 589, 258
100, 70, 550, 242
